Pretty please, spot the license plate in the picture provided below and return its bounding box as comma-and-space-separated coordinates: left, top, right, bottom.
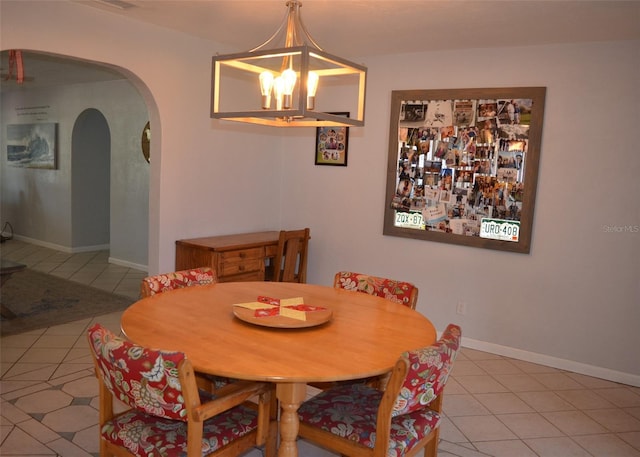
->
395, 212, 424, 229
480, 218, 520, 242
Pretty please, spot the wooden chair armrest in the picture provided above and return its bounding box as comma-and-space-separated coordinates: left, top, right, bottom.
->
195, 381, 271, 422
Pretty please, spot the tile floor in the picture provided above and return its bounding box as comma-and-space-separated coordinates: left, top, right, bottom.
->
1, 241, 640, 456
0, 239, 145, 300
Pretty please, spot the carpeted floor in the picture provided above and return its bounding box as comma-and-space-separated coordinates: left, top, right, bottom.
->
0, 268, 134, 336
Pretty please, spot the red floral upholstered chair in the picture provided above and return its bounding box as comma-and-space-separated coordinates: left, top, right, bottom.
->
140, 267, 230, 391
140, 267, 216, 298
333, 271, 419, 310
87, 323, 272, 457
308, 272, 420, 392
298, 324, 462, 457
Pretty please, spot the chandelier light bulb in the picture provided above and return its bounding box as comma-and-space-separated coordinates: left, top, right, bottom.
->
281, 68, 297, 109
273, 76, 285, 111
259, 71, 275, 109
306, 71, 319, 110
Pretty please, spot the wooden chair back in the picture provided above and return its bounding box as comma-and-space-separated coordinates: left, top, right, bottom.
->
87, 323, 272, 457
299, 324, 462, 457
140, 266, 216, 298
309, 271, 419, 391
273, 228, 310, 283
333, 271, 419, 309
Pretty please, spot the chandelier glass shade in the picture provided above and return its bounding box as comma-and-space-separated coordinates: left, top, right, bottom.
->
211, 1, 367, 127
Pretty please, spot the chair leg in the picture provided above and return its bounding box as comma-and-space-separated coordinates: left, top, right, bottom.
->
264, 393, 280, 457
424, 429, 439, 457
264, 420, 278, 457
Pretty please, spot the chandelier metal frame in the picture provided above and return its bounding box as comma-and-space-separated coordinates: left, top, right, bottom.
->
210, 0, 367, 127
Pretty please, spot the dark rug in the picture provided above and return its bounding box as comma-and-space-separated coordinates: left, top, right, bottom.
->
1, 269, 135, 336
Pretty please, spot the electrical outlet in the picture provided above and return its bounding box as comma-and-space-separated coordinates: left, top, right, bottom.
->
456, 301, 467, 315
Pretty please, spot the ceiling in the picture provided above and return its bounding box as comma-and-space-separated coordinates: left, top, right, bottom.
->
0, 51, 126, 92
1, 0, 639, 92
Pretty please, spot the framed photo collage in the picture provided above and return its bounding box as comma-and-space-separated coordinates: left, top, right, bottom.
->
383, 87, 546, 253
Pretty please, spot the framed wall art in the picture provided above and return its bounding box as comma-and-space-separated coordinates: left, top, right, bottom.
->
383, 87, 546, 253
315, 112, 349, 166
6, 122, 57, 169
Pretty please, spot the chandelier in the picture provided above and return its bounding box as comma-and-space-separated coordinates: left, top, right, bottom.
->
211, 0, 367, 127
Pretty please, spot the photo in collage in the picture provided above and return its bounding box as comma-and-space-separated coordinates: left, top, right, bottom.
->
391, 97, 532, 236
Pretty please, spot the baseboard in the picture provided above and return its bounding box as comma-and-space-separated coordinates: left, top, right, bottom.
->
459, 334, 640, 387
72, 243, 110, 252
13, 235, 76, 253
108, 256, 147, 272
13, 235, 147, 271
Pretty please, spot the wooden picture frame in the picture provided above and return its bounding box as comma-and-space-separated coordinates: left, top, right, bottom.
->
315, 112, 349, 166
383, 87, 546, 254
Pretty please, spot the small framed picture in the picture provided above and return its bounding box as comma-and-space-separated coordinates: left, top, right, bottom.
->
315, 112, 349, 166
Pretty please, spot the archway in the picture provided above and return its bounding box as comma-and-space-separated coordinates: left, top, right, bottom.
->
0, 50, 152, 269
71, 108, 110, 249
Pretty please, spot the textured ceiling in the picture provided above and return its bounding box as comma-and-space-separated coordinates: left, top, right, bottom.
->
1, 0, 639, 92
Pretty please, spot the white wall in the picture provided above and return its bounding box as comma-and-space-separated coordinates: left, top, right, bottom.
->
281, 41, 640, 383
1, 1, 638, 384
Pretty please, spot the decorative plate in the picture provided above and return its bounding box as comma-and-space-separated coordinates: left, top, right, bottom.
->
232, 305, 332, 328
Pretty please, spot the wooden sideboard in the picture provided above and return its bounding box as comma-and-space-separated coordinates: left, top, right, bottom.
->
175, 231, 280, 282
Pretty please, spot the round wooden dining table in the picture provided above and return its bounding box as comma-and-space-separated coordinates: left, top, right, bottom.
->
120, 281, 437, 457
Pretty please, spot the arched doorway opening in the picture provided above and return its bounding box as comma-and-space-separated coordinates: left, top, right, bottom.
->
0, 50, 152, 270
71, 109, 110, 249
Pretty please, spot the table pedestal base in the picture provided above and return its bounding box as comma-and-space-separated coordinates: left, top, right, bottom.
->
276, 382, 307, 457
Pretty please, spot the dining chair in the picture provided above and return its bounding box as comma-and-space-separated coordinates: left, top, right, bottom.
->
334, 271, 419, 309
272, 228, 310, 283
140, 266, 232, 392
140, 266, 216, 298
298, 323, 462, 457
87, 323, 273, 457
308, 272, 420, 392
